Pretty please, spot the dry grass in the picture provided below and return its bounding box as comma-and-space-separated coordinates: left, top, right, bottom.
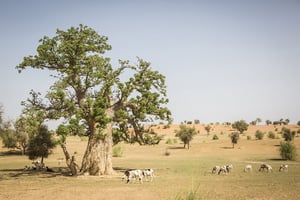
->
1, 124, 300, 200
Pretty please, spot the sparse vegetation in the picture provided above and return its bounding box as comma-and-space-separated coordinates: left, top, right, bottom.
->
230, 132, 239, 148
1, 124, 300, 200
268, 131, 276, 139
232, 120, 249, 134
281, 127, 296, 141
279, 141, 297, 161
175, 125, 198, 149
212, 134, 219, 140
255, 130, 265, 140
204, 125, 212, 136
112, 146, 124, 157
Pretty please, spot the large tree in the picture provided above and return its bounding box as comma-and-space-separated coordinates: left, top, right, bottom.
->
16, 25, 171, 175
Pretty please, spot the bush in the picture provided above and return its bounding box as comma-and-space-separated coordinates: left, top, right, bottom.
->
166, 138, 176, 144
279, 141, 297, 161
112, 146, 123, 157
255, 130, 264, 140
212, 134, 219, 140
281, 127, 296, 141
247, 135, 251, 140
268, 131, 276, 139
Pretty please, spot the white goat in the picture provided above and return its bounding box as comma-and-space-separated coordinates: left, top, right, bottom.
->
142, 169, 154, 182
259, 164, 272, 173
123, 169, 143, 184
279, 164, 288, 172
218, 166, 228, 175
244, 164, 252, 172
226, 164, 233, 173
212, 166, 220, 174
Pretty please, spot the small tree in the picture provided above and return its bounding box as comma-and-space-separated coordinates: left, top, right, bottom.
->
230, 132, 239, 148
279, 141, 297, 161
256, 118, 262, 125
281, 127, 296, 141
255, 130, 264, 140
194, 119, 200, 124
175, 125, 198, 149
204, 125, 212, 136
232, 120, 249, 134
266, 120, 272, 126
27, 124, 56, 164
0, 120, 28, 155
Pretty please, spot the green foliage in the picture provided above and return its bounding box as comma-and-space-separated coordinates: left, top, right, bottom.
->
268, 131, 276, 139
281, 127, 296, 141
279, 141, 297, 161
166, 138, 178, 144
255, 130, 264, 140
175, 125, 198, 149
204, 125, 212, 136
0, 117, 29, 155
27, 124, 56, 162
232, 120, 249, 134
230, 132, 239, 148
247, 135, 251, 140
212, 134, 219, 140
112, 146, 123, 157
16, 24, 171, 146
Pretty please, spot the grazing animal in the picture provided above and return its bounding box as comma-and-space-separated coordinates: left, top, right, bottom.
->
142, 169, 154, 182
218, 166, 228, 175
259, 164, 272, 172
212, 166, 221, 174
279, 164, 288, 172
226, 164, 233, 173
123, 169, 143, 184
244, 164, 252, 172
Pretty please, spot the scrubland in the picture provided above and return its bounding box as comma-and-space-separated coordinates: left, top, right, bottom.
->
1, 124, 300, 200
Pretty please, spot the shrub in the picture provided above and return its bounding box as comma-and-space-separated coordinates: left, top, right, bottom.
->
255, 130, 264, 140
281, 127, 296, 141
247, 135, 251, 140
166, 138, 173, 144
268, 131, 275, 139
112, 146, 123, 157
279, 141, 297, 161
212, 134, 219, 140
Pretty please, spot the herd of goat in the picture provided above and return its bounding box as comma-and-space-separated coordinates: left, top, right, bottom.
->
212, 163, 288, 175
122, 163, 289, 184
24, 161, 289, 184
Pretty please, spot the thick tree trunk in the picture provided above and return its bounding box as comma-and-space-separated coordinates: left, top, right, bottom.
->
80, 124, 113, 175
80, 107, 114, 176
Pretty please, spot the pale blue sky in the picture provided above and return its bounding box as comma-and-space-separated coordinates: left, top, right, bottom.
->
0, 0, 299, 127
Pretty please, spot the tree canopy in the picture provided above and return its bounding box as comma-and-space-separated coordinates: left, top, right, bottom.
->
16, 24, 171, 175
232, 120, 249, 134
175, 125, 198, 149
